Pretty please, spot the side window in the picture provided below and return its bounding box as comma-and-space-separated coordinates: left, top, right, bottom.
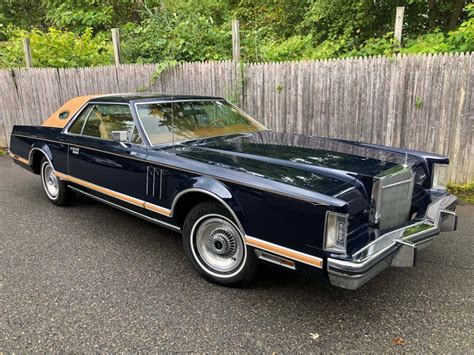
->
69, 106, 92, 134
71, 104, 142, 143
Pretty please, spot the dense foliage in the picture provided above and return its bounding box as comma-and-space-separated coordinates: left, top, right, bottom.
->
0, 27, 112, 67
0, 0, 472, 68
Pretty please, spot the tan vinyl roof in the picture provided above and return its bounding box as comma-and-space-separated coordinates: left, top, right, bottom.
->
42, 95, 99, 128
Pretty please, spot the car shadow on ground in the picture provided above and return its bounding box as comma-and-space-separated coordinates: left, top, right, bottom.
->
71, 193, 419, 303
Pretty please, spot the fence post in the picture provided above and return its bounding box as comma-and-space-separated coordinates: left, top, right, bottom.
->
394, 6, 405, 44
111, 28, 121, 66
231, 20, 241, 61
23, 38, 32, 68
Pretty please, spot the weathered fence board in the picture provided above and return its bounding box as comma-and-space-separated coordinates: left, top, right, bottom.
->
0, 53, 472, 183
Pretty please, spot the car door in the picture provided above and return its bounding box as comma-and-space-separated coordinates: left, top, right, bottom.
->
63, 103, 149, 207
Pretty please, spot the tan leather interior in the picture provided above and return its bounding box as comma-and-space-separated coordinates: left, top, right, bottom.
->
96, 111, 109, 139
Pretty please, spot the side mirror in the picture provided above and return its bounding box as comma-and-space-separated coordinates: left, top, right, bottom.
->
112, 131, 128, 143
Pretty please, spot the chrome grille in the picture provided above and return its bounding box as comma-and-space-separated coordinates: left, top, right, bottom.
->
369, 165, 415, 231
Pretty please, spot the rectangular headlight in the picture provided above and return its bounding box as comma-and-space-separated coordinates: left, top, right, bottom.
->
324, 212, 348, 254
432, 163, 448, 190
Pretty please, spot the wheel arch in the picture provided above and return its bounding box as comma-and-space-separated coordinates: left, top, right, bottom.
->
29, 146, 54, 174
171, 177, 245, 234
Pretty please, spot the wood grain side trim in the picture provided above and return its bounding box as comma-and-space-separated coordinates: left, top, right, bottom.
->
55, 171, 172, 217
245, 236, 323, 269
144, 202, 172, 217
9, 152, 30, 165
54, 173, 319, 267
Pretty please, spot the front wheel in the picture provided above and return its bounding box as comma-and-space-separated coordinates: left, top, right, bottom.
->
182, 202, 258, 286
40, 157, 74, 206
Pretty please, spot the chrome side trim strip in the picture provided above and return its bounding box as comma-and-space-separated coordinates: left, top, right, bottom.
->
11, 134, 339, 206
333, 186, 355, 197
68, 186, 181, 232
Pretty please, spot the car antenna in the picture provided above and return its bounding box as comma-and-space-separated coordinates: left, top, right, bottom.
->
171, 94, 175, 153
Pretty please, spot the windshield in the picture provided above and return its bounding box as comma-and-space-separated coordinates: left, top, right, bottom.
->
136, 100, 265, 145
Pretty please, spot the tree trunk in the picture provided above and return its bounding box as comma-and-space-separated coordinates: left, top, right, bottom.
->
427, 0, 438, 31
448, 0, 466, 30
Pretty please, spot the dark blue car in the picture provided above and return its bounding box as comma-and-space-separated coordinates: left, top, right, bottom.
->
9, 94, 458, 289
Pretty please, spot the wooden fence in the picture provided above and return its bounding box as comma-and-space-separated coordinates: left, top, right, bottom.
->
0, 53, 472, 183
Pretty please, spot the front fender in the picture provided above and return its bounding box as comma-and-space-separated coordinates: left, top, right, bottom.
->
171, 176, 246, 233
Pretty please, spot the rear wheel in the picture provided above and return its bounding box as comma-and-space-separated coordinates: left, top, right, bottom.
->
40, 157, 74, 206
182, 202, 258, 286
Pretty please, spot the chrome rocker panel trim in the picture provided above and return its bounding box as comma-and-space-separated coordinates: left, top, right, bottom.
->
327, 193, 458, 290
68, 186, 181, 232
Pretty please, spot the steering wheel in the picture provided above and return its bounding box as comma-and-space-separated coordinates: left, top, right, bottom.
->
209, 119, 226, 127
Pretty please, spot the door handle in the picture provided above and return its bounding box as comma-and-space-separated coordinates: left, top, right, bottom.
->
70, 147, 80, 155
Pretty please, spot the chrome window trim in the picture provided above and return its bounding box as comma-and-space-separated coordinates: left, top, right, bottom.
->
61, 101, 91, 133
78, 105, 95, 135
62, 102, 147, 147
133, 99, 267, 147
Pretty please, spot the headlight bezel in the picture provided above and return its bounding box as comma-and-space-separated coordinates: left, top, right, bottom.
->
323, 211, 349, 254
431, 163, 448, 190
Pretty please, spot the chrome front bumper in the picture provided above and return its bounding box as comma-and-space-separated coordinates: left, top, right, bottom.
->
327, 193, 458, 290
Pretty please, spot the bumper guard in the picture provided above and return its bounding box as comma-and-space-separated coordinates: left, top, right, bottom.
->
327, 193, 458, 290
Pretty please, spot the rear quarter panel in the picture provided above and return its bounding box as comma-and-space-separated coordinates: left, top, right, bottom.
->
10, 126, 68, 173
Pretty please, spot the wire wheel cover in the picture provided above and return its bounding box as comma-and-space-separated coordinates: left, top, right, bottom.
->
195, 217, 244, 273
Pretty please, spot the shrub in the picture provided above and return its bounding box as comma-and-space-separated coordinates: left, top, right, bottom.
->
0, 27, 113, 68
121, 13, 231, 63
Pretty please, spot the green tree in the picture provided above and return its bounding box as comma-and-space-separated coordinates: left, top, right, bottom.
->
0, 26, 112, 68
0, 0, 47, 39
43, 0, 147, 32
121, 0, 231, 63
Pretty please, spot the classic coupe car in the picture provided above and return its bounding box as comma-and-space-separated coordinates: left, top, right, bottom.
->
9, 94, 458, 289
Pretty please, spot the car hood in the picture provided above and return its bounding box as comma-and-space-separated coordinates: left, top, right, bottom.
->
172, 131, 421, 196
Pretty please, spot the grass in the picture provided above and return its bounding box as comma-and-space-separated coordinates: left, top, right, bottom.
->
0, 148, 6, 156
448, 182, 474, 204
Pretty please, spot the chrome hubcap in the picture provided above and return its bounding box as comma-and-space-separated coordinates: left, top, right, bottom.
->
195, 217, 244, 273
42, 163, 59, 199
